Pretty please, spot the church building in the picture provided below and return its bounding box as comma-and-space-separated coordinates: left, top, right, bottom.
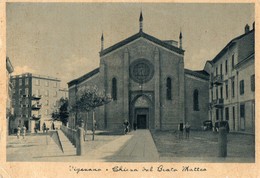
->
68, 12, 209, 130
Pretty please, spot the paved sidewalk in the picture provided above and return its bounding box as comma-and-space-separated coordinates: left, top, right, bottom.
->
7, 130, 159, 162
89, 130, 159, 162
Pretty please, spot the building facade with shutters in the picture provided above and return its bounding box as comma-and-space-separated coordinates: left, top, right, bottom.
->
10, 73, 63, 133
6, 57, 14, 135
68, 13, 209, 131
208, 23, 255, 133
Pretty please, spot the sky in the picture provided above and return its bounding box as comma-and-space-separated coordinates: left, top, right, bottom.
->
6, 3, 255, 88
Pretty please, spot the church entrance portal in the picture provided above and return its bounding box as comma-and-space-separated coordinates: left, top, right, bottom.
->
135, 108, 149, 129
130, 94, 153, 130
137, 114, 147, 129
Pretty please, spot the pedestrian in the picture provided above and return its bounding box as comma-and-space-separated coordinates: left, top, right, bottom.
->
184, 122, 191, 139
51, 122, 55, 130
22, 125, 27, 139
123, 120, 129, 134
178, 123, 184, 139
133, 122, 137, 131
43, 123, 46, 133
17, 126, 21, 139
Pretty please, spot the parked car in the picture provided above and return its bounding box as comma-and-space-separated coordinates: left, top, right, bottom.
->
202, 120, 213, 131
214, 121, 230, 133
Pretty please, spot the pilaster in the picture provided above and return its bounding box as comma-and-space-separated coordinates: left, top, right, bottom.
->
154, 47, 160, 129
123, 48, 130, 121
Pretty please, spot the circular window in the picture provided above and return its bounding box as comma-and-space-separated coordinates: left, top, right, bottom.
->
130, 59, 154, 84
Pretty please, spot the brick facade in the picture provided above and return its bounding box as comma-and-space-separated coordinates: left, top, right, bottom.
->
68, 31, 209, 131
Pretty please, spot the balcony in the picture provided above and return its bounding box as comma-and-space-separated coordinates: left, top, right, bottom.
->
31, 114, 41, 120
212, 75, 223, 85
31, 103, 42, 110
31, 94, 42, 100
211, 98, 224, 108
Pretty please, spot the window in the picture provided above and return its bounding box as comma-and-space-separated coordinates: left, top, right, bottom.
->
36, 79, 40, 86
45, 81, 49, 87
166, 77, 172, 100
240, 104, 245, 118
251, 74, 255, 92
225, 81, 228, 99
46, 100, 49, 106
12, 80, 16, 86
225, 60, 228, 74
225, 107, 229, 120
112, 78, 117, 100
54, 82, 57, 88
211, 89, 213, 101
220, 64, 223, 76
54, 91, 58, 97
215, 67, 218, 76
216, 87, 218, 99
25, 88, 29, 95
45, 90, 49, 97
232, 79, 235, 97
19, 79, 22, 86
240, 80, 244, 95
220, 86, 223, 99
193, 89, 199, 111
216, 109, 219, 120
36, 89, 40, 96
25, 78, 29, 85
232, 106, 235, 130
232, 55, 235, 69
19, 89, 22, 95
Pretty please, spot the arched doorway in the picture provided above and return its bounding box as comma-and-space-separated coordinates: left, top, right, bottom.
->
131, 95, 153, 129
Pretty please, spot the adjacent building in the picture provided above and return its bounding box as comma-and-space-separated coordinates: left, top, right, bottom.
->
10, 73, 64, 133
6, 57, 14, 135
68, 13, 209, 131
208, 23, 255, 133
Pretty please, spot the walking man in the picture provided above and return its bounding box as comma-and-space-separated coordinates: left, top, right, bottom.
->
123, 120, 129, 134
178, 123, 184, 139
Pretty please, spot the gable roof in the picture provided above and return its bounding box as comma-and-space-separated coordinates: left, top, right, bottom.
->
68, 68, 99, 87
185, 69, 209, 81
100, 31, 184, 57
212, 29, 254, 64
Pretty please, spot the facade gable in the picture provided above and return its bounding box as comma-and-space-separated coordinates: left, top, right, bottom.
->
100, 31, 184, 58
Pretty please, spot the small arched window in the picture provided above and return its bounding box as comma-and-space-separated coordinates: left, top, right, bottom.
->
166, 77, 172, 100
193, 89, 199, 111
112, 78, 117, 100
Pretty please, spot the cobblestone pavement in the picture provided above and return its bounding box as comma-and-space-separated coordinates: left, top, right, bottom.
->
151, 130, 255, 162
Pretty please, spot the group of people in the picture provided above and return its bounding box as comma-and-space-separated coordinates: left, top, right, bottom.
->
123, 120, 139, 134
16, 125, 27, 139
178, 122, 191, 139
123, 120, 191, 138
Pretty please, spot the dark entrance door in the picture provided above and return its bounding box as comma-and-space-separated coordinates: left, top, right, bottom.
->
137, 114, 147, 129
24, 120, 29, 130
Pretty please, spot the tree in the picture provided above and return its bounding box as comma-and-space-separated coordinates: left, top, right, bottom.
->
59, 98, 69, 125
51, 97, 69, 126
71, 86, 112, 141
